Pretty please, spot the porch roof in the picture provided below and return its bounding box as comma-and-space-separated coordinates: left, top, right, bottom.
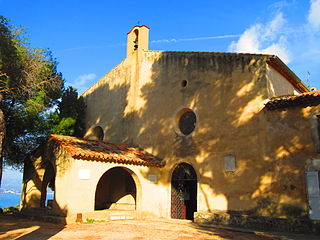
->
50, 134, 165, 167
265, 90, 320, 110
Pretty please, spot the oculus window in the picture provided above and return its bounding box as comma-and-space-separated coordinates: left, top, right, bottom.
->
178, 110, 197, 135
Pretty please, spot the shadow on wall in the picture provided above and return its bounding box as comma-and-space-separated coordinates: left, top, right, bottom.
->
84, 79, 133, 144
19, 142, 69, 238
84, 51, 318, 219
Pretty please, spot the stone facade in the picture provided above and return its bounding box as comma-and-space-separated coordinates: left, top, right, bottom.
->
21, 25, 320, 228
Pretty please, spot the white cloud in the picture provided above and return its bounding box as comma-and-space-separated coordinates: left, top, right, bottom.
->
263, 12, 286, 40
67, 73, 97, 94
262, 36, 290, 63
308, 0, 320, 29
226, 0, 320, 89
74, 73, 96, 85
228, 12, 291, 63
228, 25, 261, 53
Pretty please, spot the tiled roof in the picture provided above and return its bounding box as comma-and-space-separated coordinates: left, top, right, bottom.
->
265, 90, 320, 110
50, 134, 164, 167
127, 25, 150, 34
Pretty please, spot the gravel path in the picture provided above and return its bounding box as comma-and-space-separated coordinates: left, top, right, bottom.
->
0, 214, 317, 240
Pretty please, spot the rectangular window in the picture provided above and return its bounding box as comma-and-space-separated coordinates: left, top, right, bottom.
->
306, 171, 320, 220
224, 155, 236, 172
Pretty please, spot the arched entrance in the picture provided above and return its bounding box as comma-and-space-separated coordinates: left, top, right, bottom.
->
40, 162, 55, 208
93, 126, 104, 141
171, 163, 197, 220
95, 167, 137, 211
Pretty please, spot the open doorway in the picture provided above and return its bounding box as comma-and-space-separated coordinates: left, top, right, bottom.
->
95, 167, 137, 211
171, 163, 197, 220
40, 162, 55, 208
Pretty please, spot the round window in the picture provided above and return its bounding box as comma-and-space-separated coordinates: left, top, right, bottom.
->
181, 80, 188, 88
178, 110, 196, 135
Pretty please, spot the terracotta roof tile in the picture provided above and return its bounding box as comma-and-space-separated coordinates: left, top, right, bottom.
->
50, 134, 164, 167
266, 90, 320, 110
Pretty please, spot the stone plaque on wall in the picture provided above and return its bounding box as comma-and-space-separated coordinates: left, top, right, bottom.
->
78, 169, 91, 180
148, 174, 157, 183
224, 155, 236, 172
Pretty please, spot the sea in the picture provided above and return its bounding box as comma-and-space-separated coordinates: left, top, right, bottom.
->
0, 192, 54, 209
1, 166, 23, 208
0, 193, 21, 208
0, 167, 54, 209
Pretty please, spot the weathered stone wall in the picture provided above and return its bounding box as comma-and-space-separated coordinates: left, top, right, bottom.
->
82, 58, 133, 144
21, 140, 74, 217
81, 50, 318, 219
194, 210, 320, 234
130, 51, 270, 215
21, 156, 45, 209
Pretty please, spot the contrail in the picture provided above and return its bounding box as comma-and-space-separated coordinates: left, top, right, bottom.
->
59, 34, 240, 52
150, 34, 240, 44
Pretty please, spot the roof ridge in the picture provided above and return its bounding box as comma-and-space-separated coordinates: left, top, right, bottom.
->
269, 90, 320, 100
266, 90, 320, 110
143, 49, 275, 57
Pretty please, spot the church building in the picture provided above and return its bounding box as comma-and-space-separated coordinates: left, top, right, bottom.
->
21, 25, 320, 231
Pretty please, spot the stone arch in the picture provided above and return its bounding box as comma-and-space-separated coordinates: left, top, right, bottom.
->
94, 167, 141, 211
171, 162, 197, 220
40, 162, 55, 208
84, 125, 104, 141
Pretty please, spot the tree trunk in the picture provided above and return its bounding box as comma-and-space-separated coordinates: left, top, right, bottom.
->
0, 96, 5, 187
0, 156, 2, 188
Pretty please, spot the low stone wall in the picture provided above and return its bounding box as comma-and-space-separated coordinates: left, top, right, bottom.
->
194, 211, 320, 234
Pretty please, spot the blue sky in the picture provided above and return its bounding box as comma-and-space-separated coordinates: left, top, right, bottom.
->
1, 0, 320, 94
1, 0, 320, 189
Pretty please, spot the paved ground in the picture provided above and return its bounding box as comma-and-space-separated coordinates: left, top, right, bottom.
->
0, 214, 318, 240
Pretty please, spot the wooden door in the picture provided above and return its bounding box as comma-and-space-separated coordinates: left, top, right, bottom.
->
171, 181, 186, 219
171, 163, 197, 220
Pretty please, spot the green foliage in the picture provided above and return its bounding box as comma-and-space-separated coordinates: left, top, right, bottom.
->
85, 218, 95, 223
0, 16, 86, 171
0, 16, 62, 106
51, 87, 86, 137
0, 17, 23, 95
52, 117, 76, 136
0, 15, 64, 167
2, 205, 19, 213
